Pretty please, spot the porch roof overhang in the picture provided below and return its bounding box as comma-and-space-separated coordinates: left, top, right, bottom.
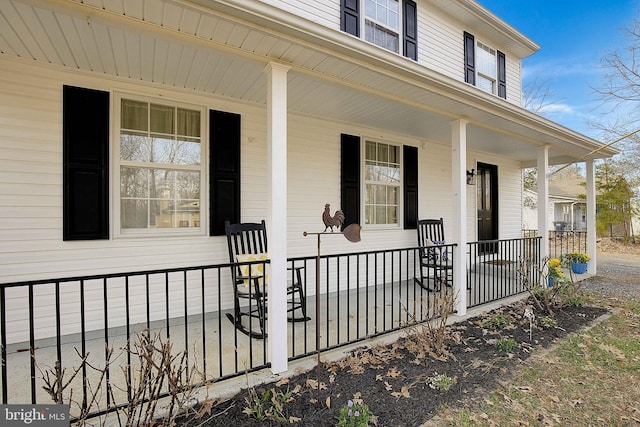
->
0, 0, 617, 165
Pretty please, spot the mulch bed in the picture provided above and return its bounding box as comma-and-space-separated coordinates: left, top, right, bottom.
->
180, 299, 608, 427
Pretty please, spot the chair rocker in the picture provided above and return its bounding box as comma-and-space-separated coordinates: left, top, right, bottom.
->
415, 218, 453, 292
225, 220, 310, 339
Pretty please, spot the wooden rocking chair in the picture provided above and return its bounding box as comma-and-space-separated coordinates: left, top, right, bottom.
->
415, 218, 453, 291
225, 220, 309, 339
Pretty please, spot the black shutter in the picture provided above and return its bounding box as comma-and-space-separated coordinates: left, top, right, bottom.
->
63, 85, 109, 241
340, 134, 361, 229
341, 0, 359, 36
403, 145, 418, 230
403, 0, 418, 61
463, 31, 475, 85
210, 110, 241, 236
497, 50, 507, 99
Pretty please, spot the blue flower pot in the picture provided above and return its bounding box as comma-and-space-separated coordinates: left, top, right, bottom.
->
571, 262, 588, 274
547, 277, 554, 287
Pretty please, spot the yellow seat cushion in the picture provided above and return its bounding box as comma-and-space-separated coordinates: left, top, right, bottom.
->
236, 253, 268, 287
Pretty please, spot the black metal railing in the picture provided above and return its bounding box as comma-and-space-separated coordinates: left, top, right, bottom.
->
0, 263, 268, 422
1, 239, 542, 422
522, 229, 588, 259
466, 237, 541, 308
548, 230, 588, 259
287, 245, 455, 361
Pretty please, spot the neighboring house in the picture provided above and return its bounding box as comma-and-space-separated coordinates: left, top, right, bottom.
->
523, 189, 587, 232
0, 0, 617, 411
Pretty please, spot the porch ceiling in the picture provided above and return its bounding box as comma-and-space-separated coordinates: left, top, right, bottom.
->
0, 0, 617, 165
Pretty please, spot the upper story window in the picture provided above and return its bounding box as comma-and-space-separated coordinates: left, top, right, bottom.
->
365, 0, 400, 53
364, 140, 400, 226
341, 0, 417, 60
464, 32, 507, 99
476, 41, 496, 94
116, 94, 205, 235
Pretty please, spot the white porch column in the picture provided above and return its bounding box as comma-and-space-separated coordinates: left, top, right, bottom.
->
451, 119, 468, 316
265, 62, 289, 374
585, 160, 597, 274
537, 146, 550, 261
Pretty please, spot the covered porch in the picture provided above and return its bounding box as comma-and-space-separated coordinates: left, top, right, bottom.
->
0, 235, 571, 420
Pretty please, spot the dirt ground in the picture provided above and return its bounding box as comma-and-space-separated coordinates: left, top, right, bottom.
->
174, 241, 640, 426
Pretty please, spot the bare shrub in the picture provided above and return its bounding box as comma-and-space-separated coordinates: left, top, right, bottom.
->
403, 289, 459, 362
517, 256, 585, 316
36, 329, 200, 426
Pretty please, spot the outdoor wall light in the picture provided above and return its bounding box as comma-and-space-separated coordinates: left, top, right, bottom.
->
466, 169, 476, 185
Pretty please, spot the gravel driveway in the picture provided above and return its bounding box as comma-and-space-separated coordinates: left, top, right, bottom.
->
581, 250, 640, 300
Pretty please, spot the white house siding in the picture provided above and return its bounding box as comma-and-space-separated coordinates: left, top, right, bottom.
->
420, 4, 465, 83
257, 0, 340, 28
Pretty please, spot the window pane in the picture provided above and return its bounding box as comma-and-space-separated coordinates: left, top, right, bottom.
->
377, 4, 387, 24
150, 104, 174, 134
377, 144, 388, 163
151, 170, 175, 199
375, 185, 386, 204
177, 108, 200, 137
121, 167, 149, 198
366, 141, 376, 161
477, 75, 495, 94
365, 205, 374, 224
365, 162, 376, 181
375, 206, 386, 223
153, 200, 172, 228
121, 132, 150, 162
387, 206, 397, 224
121, 199, 148, 229
388, 186, 397, 204
121, 100, 147, 131
365, 184, 374, 204
365, 0, 375, 18
176, 171, 200, 199
389, 145, 399, 163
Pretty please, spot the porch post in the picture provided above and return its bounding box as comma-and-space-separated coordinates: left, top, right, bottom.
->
537, 146, 550, 261
451, 119, 467, 316
585, 160, 597, 274
265, 62, 289, 374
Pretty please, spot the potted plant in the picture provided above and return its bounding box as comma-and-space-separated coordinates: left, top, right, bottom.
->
547, 258, 564, 287
562, 252, 590, 274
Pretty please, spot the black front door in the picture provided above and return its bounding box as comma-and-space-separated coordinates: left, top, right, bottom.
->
477, 163, 498, 253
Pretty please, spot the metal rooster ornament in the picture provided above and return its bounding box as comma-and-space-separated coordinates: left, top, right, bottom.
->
322, 204, 345, 232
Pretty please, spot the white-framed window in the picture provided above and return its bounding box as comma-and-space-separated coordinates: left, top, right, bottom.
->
114, 93, 205, 235
476, 41, 497, 95
364, 0, 400, 53
364, 139, 401, 226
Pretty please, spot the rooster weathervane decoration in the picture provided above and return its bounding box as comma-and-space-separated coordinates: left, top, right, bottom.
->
303, 203, 362, 390
322, 204, 345, 232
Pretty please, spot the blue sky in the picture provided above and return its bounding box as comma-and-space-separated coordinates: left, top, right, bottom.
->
478, 0, 639, 138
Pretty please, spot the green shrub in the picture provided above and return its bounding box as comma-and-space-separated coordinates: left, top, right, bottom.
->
337, 399, 371, 427
496, 337, 520, 352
